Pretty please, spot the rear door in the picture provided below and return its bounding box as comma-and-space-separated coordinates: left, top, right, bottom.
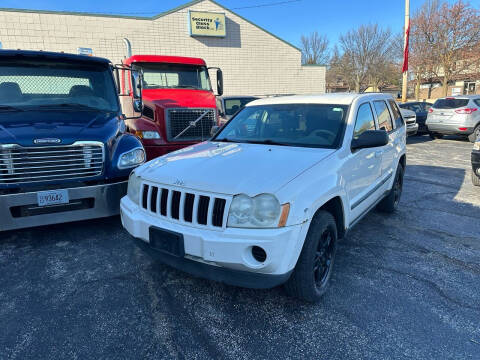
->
373, 100, 397, 181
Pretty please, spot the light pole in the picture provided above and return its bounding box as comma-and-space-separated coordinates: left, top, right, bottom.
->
402, 0, 410, 102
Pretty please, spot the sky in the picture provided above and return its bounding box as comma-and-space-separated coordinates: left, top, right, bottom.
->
1, 0, 480, 48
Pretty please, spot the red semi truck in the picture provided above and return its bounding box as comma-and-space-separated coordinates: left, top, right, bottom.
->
121, 55, 223, 160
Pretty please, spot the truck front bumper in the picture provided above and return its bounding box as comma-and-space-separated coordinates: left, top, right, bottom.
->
120, 196, 305, 289
0, 181, 127, 231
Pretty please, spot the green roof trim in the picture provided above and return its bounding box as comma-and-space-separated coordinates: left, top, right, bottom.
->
0, 0, 301, 52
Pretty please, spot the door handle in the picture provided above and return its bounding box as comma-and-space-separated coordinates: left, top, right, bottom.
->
375, 150, 383, 158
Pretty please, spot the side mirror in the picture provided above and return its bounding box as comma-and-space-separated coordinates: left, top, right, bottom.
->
351, 130, 389, 151
216, 69, 223, 97
131, 70, 142, 99
210, 125, 221, 137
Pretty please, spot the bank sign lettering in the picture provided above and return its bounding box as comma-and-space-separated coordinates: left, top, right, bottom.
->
189, 11, 226, 37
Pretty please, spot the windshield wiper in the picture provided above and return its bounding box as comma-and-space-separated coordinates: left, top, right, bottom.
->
33, 103, 107, 111
176, 85, 200, 89
244, 139, 291, 146
0, 105, 25, 112
214, 138, 242, 143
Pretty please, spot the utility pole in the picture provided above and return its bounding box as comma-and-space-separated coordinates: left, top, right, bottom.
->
401, 0, 410, 102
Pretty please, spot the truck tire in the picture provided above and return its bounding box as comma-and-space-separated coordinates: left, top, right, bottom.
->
377, 163, 404, 213
284, 210, 337, 302
468, 125, 480, 143
472, 171, 480, 186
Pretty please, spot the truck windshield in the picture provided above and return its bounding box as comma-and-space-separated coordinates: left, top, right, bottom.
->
136, 63, 212, 91
214, 103, 349, 148
0, 61, 119, 112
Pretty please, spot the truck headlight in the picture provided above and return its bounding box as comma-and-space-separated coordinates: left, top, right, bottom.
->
135, 131, 161, 139
118, 147, 145, 169
127, 172, 142, 205
227, 193, 288, 228
474, 141, 480, 151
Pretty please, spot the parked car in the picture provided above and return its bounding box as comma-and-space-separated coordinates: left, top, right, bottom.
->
121, 93, 406, 302
472, 135, 480, 186
0, 50, 145, 231
400, 108, 418, 136
426, 96, 480, 142
398, 101, 432, 134
217, 95, 259, 125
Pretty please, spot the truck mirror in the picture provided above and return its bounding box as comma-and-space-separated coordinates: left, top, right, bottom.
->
131, 70, 142, 99
216, 69, 223, 97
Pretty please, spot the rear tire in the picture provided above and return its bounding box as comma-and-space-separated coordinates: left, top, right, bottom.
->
429, 133, 444, 140
377, 163, 404, 213
284, 210, 337, 302
472, 171, 480, 186
468, 125, 480, 143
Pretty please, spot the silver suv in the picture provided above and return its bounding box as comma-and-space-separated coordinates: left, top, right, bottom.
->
426, 95, 480, 142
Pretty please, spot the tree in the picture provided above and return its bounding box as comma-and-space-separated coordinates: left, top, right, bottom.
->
301, 32, 330, 65
339, 24, 397, 93
411, 0, 480, 97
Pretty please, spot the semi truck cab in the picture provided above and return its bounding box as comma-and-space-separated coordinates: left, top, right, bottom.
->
0, 50, 145, 231
121, 55, 223, 160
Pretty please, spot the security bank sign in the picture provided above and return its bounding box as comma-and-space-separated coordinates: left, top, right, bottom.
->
189, 11, 226, 37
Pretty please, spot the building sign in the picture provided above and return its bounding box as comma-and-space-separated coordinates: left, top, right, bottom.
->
189, 11, 226, 37
77, 47, 93, 56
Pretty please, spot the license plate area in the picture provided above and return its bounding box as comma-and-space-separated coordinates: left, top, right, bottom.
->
37, 189, 69, 207
149, 227, 185, 257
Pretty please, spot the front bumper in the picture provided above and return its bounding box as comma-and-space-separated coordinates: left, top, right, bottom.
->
120, 196, 305, 288
426, 123, 473, 135
0, 181, 127, 231
406, 123, 418, 135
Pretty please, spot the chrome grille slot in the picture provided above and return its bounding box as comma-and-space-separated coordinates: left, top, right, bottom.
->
140, 183, 229, 229
166, 108, 216, 141
0, 142, 104, 184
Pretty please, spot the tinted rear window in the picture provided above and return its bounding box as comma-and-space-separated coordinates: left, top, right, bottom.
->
433, 99, 469, 109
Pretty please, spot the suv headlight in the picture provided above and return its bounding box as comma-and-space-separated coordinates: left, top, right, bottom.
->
227, 193, 288, 228
474, 141, 480, 151
118, 147, 145, 169
127, 172, 142, 205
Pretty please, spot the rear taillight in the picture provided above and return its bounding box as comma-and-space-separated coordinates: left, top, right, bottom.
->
428, 108, 434, 113
459, 127, 468, 131
455, 108, 478, 114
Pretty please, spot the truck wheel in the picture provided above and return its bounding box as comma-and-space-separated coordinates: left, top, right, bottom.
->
468, 125, 480, 143
377, 163, 404, 213
472, 171, 480, 186
284, 210, 337, 302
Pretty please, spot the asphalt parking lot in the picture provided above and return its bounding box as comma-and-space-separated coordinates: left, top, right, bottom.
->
1, 135, 479, 360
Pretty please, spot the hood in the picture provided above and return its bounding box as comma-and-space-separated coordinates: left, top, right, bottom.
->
0, 110, 121, 147
400, 108, 416, 118
136, 141, 335, 195
142, 89, 216, 109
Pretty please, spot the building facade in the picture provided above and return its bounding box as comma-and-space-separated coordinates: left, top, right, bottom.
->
0, 0, 325, 96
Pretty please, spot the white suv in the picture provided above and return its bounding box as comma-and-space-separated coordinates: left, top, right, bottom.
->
121, 93, 406, 302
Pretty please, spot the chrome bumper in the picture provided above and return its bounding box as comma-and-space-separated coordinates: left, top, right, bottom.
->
0, 181, 127, 231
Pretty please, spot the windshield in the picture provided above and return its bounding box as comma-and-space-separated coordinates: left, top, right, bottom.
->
0, 60, 119, 112
224, 98, 258, 116
214, 103, 349, 148
136, 63, 212, 91
433, 98, 469, 109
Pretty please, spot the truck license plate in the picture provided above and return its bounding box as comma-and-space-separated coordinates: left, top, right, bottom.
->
37, 190, 69, 207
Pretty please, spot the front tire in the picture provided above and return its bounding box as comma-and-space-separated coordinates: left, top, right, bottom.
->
284, 210, 337, 302
377, 163, 404, 213
472, 171, 480, 186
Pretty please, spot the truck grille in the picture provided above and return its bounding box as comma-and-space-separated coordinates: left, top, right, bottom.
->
140, 182, 229, 229
0, 142, 104, 184
166, 108, 216, 141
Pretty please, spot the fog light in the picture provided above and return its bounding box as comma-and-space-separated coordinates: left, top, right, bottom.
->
251, 246, 267, 263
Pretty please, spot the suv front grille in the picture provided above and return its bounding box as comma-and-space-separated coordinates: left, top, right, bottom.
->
166, 108, 216, 141
0, 142, 104, 184
141, 182, 229, 229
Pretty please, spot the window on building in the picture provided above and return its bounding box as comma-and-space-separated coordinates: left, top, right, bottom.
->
373, 100, 393, 132
353, 102, 376, 139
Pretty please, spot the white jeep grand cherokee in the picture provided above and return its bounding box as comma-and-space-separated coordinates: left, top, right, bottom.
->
121, 93, 406, 302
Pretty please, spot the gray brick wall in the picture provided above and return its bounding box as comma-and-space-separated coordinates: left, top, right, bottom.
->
0, 0, 325, 96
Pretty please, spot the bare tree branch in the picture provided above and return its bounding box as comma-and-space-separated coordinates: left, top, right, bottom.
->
301, 32, 330, 65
